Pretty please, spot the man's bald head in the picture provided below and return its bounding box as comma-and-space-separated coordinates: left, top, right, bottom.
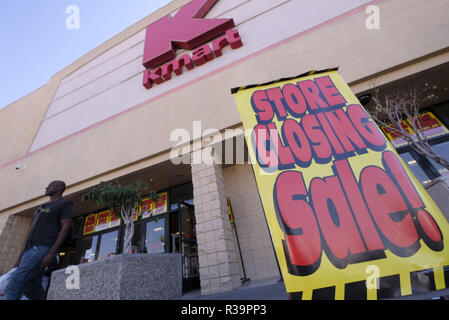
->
45, 180, 66, 197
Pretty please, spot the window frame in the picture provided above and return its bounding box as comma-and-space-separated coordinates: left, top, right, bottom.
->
397, 135, 449, 182
73, 181, 194, 264
75, 225, 121, 264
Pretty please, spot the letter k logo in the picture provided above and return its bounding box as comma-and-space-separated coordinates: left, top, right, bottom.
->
142, 0, 235, 69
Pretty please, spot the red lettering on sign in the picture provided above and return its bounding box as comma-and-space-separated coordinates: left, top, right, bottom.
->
273, 152, 444, 275
97, 212, 109, 226
383, 151, 444, 251
83, 215, 97, 234
417, 210, 443, 245
347, 104, 386, 151
142, 0, 235, 69
246, 73, 445, 276
143, 67, 165, 89
333, 159, 384, 251
415, 113, 440, 130
251, 90, 274, 123
361, 165, 419, 256
297, 80, 329, 111
211, 35, 228, 58
324, 108, 367, 154
267, 123, 295, 169
310, 175, 366, 268
302, 114, 332, 164
316, 113, 345, 156
142, 69, 153, 89
274, 171, 322, 276
161, 54, 194, 80
154, 193, 167, 214
282, 84, 307, 117
192, 43, 215, 66
142, 28, 242, 90
226, 29, 243, 49
253, 124, 278, 169
315, 76, 346, 107
250, 103, 391, 173
267, 87, 288, 120
281, 119, 312, 167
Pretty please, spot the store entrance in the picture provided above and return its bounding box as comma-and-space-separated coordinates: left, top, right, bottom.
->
170, 201, 200, 293
64, 182, 199, 293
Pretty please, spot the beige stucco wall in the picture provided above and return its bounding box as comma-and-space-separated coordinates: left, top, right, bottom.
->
223, 164, 281, 281
0, 0, 449, 220
0, 82, 56, 166
30, 0, 373, 152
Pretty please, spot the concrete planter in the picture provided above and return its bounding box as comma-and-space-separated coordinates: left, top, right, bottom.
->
47, 253, 182, 300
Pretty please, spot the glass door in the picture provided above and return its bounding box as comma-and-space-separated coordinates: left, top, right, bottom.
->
144, 218, 166, 254
178, 201, 200, 292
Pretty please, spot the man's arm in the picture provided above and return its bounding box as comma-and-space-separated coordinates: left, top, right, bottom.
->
40, 218, 72, 269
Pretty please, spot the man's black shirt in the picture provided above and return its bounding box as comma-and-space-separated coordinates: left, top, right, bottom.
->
24, 199, 73, 251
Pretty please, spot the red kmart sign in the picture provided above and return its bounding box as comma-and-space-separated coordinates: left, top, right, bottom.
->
142, 0, 243, 89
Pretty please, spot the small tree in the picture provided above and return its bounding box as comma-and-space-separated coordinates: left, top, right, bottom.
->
368, 83, 449, 172
82, 180, 160, 255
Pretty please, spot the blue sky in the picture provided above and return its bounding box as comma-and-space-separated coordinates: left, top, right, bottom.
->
0, 0, 169, 109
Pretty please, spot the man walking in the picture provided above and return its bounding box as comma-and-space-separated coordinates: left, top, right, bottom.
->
4, 181, 73, 300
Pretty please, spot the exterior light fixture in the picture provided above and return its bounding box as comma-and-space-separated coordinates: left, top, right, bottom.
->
358, 93, 372, 106
15, 163, 26, 170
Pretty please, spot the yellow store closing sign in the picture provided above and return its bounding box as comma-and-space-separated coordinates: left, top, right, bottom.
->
231, 68, 449, 300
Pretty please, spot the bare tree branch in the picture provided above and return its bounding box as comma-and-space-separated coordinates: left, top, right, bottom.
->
367, 82, 449, 173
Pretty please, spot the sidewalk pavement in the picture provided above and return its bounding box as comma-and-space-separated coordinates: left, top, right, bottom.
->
181, 278, 449, 300
181, 277, 288, 300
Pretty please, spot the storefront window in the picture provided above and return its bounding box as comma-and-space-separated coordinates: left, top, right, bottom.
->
381, 108, 449, 184
78, 235, 98, 264
145, 218, 165, 253
400, 152, 432, 184
170, 183, 193, 211
429, 141, 449, 178
74, 184, 189, 262
97, 230, 119, 260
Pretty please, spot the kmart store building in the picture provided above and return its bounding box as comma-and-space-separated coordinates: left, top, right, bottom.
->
1, 0, 449, 299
